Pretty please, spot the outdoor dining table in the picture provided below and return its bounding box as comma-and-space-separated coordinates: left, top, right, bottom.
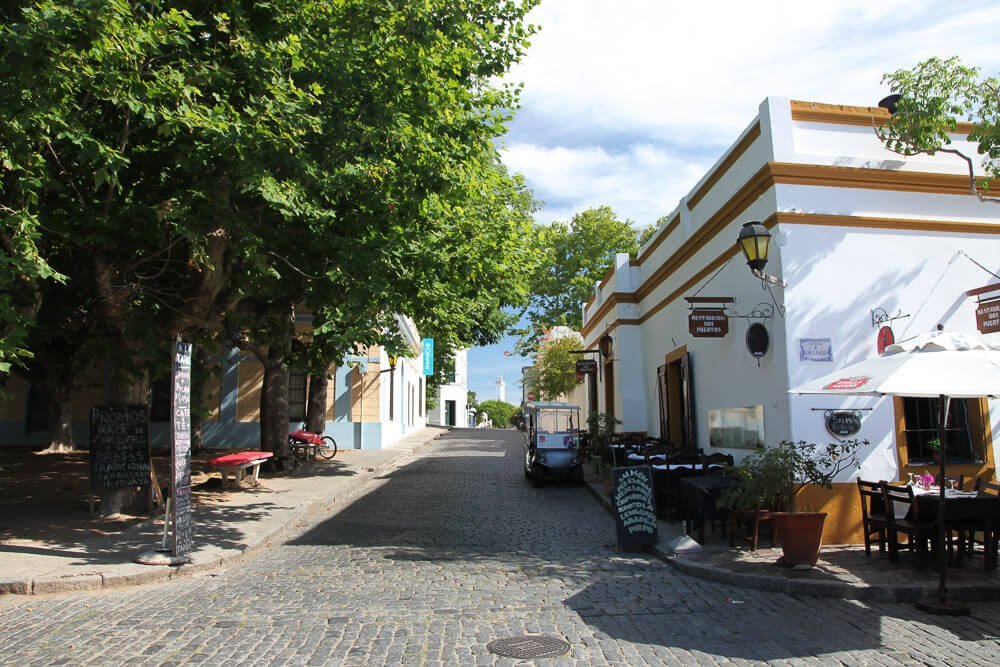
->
678, 474, 738, 544
911, 487, 1000, 570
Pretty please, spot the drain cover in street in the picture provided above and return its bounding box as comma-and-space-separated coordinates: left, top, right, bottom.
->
486, 635, 570, 659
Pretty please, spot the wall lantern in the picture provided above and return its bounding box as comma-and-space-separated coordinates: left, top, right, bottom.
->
737, 221, 786, 288
598, 334, 614, 359
738, 221, 770, 272
381, 354, 399, 375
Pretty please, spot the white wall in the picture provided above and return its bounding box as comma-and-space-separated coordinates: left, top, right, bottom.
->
581, 96, 1000, 480
427, 350, 469, 427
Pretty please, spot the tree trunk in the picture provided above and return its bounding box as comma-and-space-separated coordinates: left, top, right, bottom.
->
190, 347, 211, 455
40, 385, 75, 453
98, 347, 151, 516
260, 343, 292, 468
306, 370, 328, 434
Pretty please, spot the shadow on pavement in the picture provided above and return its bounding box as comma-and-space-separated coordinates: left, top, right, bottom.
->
282, 430, 1000, 660
0, 446, 354, 565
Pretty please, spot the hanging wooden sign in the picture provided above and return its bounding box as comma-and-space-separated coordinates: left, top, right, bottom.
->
575, 359, 598, 374
688, 309, 728, 337
976, 300, 1000, 335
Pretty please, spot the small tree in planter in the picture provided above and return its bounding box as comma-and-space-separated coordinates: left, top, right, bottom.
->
722, 439, 865, 566
587, 411, 621, 477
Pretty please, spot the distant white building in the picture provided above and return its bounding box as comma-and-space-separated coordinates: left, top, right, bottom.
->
427, 349, 470, 427
496, 376, 506, 403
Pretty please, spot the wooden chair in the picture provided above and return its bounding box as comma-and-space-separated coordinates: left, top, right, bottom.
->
856, 479, 888, 556
960, 479, 1000, 566
729, 508, 775, 552
659, 450, 704, 522
881, 482, 934, 563
700, 453, 735, 533
702, 452, 734, 472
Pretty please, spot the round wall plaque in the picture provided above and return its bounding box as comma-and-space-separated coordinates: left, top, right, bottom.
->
825, 410, 862, 437
746, 322, 769, 360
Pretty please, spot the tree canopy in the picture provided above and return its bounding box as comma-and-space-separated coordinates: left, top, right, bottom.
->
514, 206, 644, 355
531, 329, 583, 401
0, 1, 541, 455
878, 56, 999, 201
476, 399, 517, 428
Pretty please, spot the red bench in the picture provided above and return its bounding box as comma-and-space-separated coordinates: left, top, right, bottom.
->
208, 451, 274, 488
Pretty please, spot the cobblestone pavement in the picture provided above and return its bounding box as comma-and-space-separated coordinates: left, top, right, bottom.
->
2, 430, 1000, 666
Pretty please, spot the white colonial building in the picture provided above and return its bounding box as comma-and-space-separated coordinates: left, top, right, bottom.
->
427, 349, 470, 428
576, 97, 1000, 543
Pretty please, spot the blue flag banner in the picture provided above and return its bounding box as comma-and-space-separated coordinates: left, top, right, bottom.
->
422, 338, 434, 375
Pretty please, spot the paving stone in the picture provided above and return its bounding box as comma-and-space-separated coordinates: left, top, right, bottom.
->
2, 430, 1000, 665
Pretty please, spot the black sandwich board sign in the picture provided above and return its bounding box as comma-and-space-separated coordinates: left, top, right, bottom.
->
90, 405, 150, 490
611, 465, 658, 551
171, 338, 193, 556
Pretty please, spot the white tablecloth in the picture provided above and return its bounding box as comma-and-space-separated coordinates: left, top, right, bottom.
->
893, 486, 979, 518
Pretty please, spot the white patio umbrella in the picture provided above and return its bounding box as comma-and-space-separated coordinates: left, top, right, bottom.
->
789, 327, 1000, 614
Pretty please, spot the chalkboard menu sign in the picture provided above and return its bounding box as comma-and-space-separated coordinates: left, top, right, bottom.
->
90, 405, 150, 490
171, 339, 193, 556
612, 466, 658, 551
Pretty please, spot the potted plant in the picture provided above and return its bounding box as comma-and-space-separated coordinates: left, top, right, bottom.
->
722, 439, 865, 567
587, 411, 621, 482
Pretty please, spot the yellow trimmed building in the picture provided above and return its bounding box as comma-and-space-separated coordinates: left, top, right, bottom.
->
574, 97, 999, 544
0, 315, 429, 451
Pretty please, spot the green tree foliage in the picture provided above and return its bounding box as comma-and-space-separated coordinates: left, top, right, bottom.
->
515, 206, 641, 355
879, 56, 999, 200
0, 2, 540, 471
533, 330, 584, 400
477, 399, 516, 428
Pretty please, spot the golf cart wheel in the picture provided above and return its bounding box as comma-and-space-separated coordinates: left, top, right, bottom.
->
531, 465, 545, 487
317, 436, 337, 460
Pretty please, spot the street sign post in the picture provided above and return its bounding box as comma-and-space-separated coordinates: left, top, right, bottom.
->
171, 338, 193, 558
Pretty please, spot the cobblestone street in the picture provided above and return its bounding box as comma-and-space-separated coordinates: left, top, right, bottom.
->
2, 429, 1000, 666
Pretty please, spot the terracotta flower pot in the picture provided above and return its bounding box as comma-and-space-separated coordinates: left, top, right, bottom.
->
772, 512, 827, 567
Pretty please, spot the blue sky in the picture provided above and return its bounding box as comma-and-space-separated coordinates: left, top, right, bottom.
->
466, 0, 1000, 403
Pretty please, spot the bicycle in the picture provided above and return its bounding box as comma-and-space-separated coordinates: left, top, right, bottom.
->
288, 429, 337, 461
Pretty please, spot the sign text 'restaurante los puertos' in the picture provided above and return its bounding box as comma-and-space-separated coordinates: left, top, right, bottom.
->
688, 309, 728, 337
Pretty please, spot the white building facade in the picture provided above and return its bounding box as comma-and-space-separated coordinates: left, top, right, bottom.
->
582, 97, 1000, 543
427, 349, 470, 427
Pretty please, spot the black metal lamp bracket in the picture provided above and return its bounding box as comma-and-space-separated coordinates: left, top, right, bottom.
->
871, 307, 910, 328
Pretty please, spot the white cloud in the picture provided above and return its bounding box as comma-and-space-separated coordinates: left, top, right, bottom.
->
501, 0, 1000, 226
502, 142, 708, 226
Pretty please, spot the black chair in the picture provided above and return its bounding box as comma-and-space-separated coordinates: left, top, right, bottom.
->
960, 479, 1000, 567
857, 479, 888, 556
702, 452, 734, 473
881, 482, 934, 563
659, 450, 704, 522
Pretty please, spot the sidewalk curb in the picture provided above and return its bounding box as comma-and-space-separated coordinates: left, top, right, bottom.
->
584, 465, 1000, 602
5, 430, 441, 596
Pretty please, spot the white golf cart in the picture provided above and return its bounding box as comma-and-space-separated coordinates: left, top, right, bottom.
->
523, 401, 584, 487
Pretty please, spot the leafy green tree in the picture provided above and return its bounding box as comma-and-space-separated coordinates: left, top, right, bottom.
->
533, 330, 584, 400
477, 399, 517, 428
1, 2, 540, 499
515, 206, 641, 354
878, 56, 999, 201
